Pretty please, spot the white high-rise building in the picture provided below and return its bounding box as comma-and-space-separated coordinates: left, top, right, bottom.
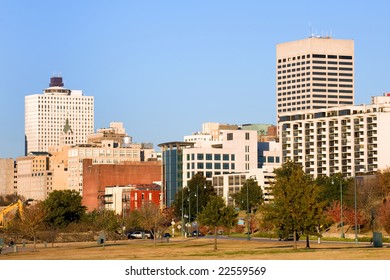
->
276, 36, 354, 116
25, 76, 94, 154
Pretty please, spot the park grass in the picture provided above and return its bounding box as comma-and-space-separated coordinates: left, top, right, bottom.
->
1, 237, 389, 260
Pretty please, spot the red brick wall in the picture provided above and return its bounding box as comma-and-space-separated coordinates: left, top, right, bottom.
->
82, 159, 161, 211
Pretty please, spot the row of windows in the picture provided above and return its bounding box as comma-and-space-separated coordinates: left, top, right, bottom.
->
278, 54, 353, 64
278, 89, 353, 97
187, 162, 235, 170
186, 153, 235, 161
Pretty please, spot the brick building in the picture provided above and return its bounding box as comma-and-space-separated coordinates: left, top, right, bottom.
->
82, 159, 161, 211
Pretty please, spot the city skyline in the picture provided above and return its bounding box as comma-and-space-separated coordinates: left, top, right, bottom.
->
1, 1, 390, 158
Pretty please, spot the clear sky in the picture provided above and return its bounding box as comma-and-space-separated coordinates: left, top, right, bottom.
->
1, 0, 390, 158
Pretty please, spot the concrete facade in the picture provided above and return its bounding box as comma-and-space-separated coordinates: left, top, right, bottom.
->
279, 93, 390, 177
16, 153, 52, 201
276, 37, 354, 116
159, 123, 266, 207
0, 159, 16, 196
25, 76, 94, 154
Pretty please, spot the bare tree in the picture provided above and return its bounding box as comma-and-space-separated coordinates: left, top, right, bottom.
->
139, 202, 169, 246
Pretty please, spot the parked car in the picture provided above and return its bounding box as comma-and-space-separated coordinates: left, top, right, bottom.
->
163, 232, 171, 238
127, 231, 151, 239
191, 230, 203, 237
278, 232, 300, 241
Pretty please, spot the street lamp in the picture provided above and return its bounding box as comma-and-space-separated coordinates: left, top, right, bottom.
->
354, 169, 358, 244
354, 166, 366, 244
332, 177, 345, 238
340, 179, 345, 238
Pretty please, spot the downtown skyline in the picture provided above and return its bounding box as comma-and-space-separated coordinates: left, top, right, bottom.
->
1, 1, 390, 158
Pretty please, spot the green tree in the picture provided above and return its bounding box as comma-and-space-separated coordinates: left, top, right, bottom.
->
233, 178, 264, 235
43, 190, 86, 229
263, 161, 326, 249
172, 172, 215, 222
94, 209, 122, 242
316, 173, 349, 206
198, 196, 237, 250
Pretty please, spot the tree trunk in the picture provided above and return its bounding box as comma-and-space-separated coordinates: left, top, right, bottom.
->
293, 230, 297, 250
33, 235, 37, 252
214, 228, 218, 251
306, 235, 310, 248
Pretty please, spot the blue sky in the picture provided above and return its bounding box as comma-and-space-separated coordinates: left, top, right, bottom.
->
1, 0, 390, 158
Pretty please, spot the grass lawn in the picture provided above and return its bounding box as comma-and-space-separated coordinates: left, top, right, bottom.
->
1, 237, 389, 260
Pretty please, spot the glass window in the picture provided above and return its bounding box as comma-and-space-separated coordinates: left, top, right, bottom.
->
206, 154, 212, 160
214, 163, 221, 169
214, 154, 221, 161
197, 162, 204, 169
223, 163, 230, 170
197, 153, 204, 160
206, 163, 212, 169
231, 154, 235, 161
223, 154, 229, 161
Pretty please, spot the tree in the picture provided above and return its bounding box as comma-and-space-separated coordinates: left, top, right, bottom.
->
11, 202, 46, 251
94, 209, 122, 242
43, 190, 86, 230
233, 178, 264, 234
233, 178, 264, 212
379, 198, 390, 235
197, 196, 237, 250
139, 202, 170, 246
171, 172, 215, 223
263, 161, 326, 249
316, 173, 349, 206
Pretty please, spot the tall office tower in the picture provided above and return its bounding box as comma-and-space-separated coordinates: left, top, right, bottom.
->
25, 76, 94, 154
276, 36, 354, 117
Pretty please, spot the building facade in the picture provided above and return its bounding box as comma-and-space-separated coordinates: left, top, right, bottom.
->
104, 184, 161, 215
82, 159, 161, 211
276, 37, 354, 116
16, 152, 52, 201
159, 124, 261, 207
25, 76, 94, 154
279, 94, 390, 178
0, 159, 16, 196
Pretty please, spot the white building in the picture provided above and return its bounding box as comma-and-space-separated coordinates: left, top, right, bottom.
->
182, 128, 258, 187
276, 37, 354, 116
279, 93, 390, 177
25, 76, 94, 154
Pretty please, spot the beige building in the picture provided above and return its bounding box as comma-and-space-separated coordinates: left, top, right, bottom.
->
16, 152, 52, 201
279, 93, 390, 178
49, 122, 158, 194
0, 159, 16, 196
276, 37, 354, 116
25, 76, 94, 154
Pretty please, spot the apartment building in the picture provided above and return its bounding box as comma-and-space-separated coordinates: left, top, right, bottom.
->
279, 94, 390, 178
276, 37, 354, 116
25, 76, 94, 154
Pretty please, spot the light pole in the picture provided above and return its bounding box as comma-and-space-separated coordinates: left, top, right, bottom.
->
247, 182, 250, 241
340, 179, 345, 238
333, 177, 345, 238
196, 184, 199, 238
354, 169, 358, 244
181, 186, 184, 237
